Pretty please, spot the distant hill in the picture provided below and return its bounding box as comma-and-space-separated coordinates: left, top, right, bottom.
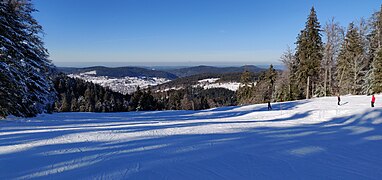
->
57, 65, 266, 94
152, 70, 263, 92
58, 65, 264, 79
57, 66, 179, 80
164, 65, 264, 78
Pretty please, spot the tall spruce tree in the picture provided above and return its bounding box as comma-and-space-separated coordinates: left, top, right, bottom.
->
295, 7, 323, 99
367, 5, 382, 94
0, 0, 56, 117
336, 23, 366, 95
372, 47, 382, 93
265, 64, 277, 101
236, 70, 253, 104
369, 5, 382, 57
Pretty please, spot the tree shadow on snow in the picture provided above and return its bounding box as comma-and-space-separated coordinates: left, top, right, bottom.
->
1, 103, 382, 179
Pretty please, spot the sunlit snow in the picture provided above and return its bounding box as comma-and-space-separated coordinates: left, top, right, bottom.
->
1, 95, 382, 179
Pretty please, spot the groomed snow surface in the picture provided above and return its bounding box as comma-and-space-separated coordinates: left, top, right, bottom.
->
1, 95, 382, 179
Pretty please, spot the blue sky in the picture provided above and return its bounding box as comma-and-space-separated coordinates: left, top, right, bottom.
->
33, 0, 381, 67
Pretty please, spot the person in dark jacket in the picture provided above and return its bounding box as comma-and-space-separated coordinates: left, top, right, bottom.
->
371, 94, 376, 107
337, 94, 341, 106
268, 101, 272, 110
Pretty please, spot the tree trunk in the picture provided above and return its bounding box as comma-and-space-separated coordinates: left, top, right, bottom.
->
324, 68, 328, 96
329, 66, 332, 95
339, 68, 345, 94
306, 76, 310, 99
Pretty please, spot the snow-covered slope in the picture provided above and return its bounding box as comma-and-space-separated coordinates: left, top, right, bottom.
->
69, 71, 170, 94
193, 78, 241, 91
156, 78, 242, 92
1, 95, 382, 179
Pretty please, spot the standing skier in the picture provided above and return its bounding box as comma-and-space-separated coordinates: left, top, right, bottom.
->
371, 94, 376, 108
337, 94, 341, 106
268, 101, 272, 110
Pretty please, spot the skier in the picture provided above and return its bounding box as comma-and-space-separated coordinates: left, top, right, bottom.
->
267, 101, 272, 110
371, 94, 376, 108
337, 94, 341, 106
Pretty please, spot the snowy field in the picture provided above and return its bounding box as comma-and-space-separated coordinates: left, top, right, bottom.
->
68, 72, 170, 94
1, 95, 382, 179
193, 78, 241, 91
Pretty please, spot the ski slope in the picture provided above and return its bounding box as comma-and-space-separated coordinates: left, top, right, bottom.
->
1, 95, 382, 179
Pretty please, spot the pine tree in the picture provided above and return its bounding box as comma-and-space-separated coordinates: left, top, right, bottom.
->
369, 5, 382, 56
180, 94, 192, 110
130, 86, 142, 111
200, 96, 209, 110
0, 1, 29, 117
366, 5, 382, 94
0, 0, 56, 117
295, 7, 323, 99
60, 95, 71, 112
265, 64, 277, 101
168, 90, 182, 110
139, 87, 156, 111
236, 70, 254, 104
240, 70, 252, 85
372, 47, 382, 93
336, 23, 366, 95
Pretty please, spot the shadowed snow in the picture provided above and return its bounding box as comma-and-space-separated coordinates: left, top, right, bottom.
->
1, 95, 382, 179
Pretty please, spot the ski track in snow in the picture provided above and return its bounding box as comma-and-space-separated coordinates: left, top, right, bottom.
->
1, 95, 382, 179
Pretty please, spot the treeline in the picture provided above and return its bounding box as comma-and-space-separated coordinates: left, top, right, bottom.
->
153, 87, 236, 110
238, 5, 382, 104
236, 66, 277, 105
53, 75, 236, 113
154, 72, 259, 91
284, 6, 382, 98
54, 75, 129, 112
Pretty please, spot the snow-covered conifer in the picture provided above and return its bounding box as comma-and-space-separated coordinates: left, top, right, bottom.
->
0, 0, 56, 117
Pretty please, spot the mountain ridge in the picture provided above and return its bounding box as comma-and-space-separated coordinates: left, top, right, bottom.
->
58, 65, 265, 79
57, 66, 179, 80
163, 65, 264, 78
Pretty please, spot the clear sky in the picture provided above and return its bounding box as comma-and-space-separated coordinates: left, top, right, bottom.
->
33, 0, 381, 67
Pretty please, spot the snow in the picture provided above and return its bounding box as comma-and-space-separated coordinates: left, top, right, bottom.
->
194, 82, 241, 91
193, 78, 241, 91
68, 73, 170, 94
155, 87, 184, 92
80, 70, 97, 75
1, 95, 382, 179
198, 78, 220, 83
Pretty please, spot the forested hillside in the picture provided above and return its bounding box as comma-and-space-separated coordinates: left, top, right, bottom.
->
164, 65, 263, 77
53, 75, 129, 112
153, 72, 259, 91
58, 66, 178, 79
53, 75, 237, 113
